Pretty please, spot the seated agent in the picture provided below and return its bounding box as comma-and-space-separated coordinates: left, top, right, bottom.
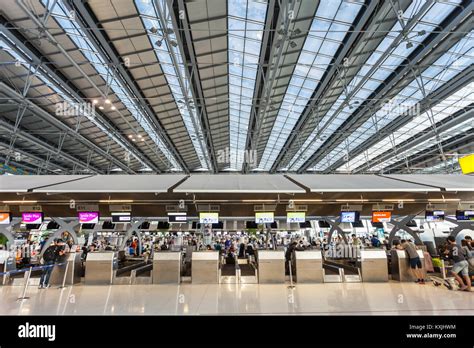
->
39, 238, 66, 289
397, 239, 425, 284
445, 236, 471, 292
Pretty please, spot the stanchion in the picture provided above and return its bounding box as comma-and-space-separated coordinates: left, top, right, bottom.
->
17, 267, 32, 301
58, 260, 69, 289
287, 258, 295, 289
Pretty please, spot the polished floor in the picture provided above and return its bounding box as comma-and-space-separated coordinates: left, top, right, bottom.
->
1, 281, 472, 315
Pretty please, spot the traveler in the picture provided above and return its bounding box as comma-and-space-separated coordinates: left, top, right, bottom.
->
397, 239, 424, 284
370, 235, 381, 248
351, 234, 360, 246
39, 238, 65, 289
465, 236, 473, 249
445, 236, 471, 291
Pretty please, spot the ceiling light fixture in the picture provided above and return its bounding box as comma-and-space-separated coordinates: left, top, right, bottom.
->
98, 106, 104, 110
104, 99, 111, 104
149, 27, 158, 34
289, 41, 297, 48
155, 39, 162, 47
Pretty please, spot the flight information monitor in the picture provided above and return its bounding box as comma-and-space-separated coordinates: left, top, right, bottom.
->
168, 212, 187, 223
79, 212, 99, 224
255, 212, 274, 223
199, 212, 219, 224
111, 212, 131, 223
425, 210, 445, 222
287, 212, 305, 223
456, 210, 474, 221
372, 211, 391, 223
341, 211, 359, 223
0, 212, 11, 225
22, 212, 44, 224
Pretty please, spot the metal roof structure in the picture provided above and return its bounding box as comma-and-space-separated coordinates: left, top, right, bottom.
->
0, 0, 472, 175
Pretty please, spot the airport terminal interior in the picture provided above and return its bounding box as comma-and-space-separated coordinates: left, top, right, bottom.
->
0, 0, 473, 317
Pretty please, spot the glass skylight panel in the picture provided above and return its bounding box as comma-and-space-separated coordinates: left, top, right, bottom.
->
0, 35, 151, 170
227, 0, 267, 170
341, 83, 473, 172
257, 0, 363, 170
136, 0, 210, 170
331, 35, 473, 172
369, 117, 473, 172
40, 0, 181, 170
288, 0, 461, 171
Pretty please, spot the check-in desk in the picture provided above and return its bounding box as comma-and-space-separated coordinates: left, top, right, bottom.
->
50, 251, 82, 285
85, 252, 118, 285
391, 249, 426, 281
153, 252, 181, 284
192, 251, 219, 284
0, 250, 15, 285
257, 250, 285, 284
295, 250, 324, 283
360, 250, 388, 282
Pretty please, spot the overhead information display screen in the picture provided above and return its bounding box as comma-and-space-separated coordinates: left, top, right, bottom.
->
0, 212, 11, 225
341, 211, 359, 223
79, 212, 99, 224
287, 212, 305, 223
425, 210, 445, 222
456, 210, 474, 221
111, 212, 131, 223
255, 212, 274, 223
372, 211, 391, 223
199, 212, 219, 224
168, 212, 187, 223
22, 212, 44, 224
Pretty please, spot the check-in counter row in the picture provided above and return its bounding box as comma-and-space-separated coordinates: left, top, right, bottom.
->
82, 249, 422, 285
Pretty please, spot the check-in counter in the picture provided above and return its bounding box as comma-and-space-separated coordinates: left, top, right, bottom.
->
257, 250, 285, 284
85, 251, 118, 285
391, 249, 426, 281
153, 252, 181, 284
360, 250, 388, 282
192, 251, 219, 284
50, 251, 82, 285
295, 250, 324, 283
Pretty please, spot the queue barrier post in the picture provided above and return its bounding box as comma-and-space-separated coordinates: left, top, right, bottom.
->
17, 266, 32, 301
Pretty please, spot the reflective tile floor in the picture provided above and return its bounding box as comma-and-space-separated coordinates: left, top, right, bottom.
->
0, 282, 472, 315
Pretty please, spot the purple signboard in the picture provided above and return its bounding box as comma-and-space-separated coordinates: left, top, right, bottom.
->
22, 212, 43, 224
79, 212, 99, 224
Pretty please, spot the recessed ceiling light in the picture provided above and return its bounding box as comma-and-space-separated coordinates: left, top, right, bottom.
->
138, 134, 143, 138
110, 106, 116, 110
128, 135, 133, 138
132, 138, 136, 142
105, 99, 111, 104
99, 106, 104, 110
92, 99, 98, 104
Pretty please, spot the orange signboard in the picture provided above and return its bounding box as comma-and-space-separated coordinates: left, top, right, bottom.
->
0, 212, 11, 225
372, 211, 391, 223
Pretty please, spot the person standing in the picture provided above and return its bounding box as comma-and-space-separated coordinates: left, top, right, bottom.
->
445, 236, 471, 291
397, 239, 424, 284
39, 238, 65, 289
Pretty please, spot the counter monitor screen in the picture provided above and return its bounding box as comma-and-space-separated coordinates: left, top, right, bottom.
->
79, 211, 99, 224
111, 212, 131, 223
425, 210, 445, 222
287, 212, 305, 223
0, 212, 11, 225
168, 212, 187, 223
341, 211, 359, 223
21, 212, 43, 224
456, 210, 474, 221
372, 211, 391, 223
199, 212, 219, 224
255, 212, 274, 223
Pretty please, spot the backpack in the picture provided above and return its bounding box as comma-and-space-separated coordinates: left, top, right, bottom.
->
42, 246, 57, 262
